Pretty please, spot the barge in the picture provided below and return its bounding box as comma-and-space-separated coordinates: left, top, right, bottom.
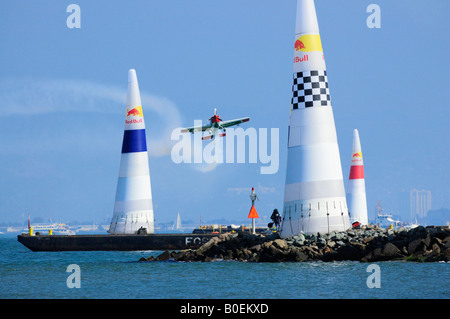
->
17, 233, 219, 252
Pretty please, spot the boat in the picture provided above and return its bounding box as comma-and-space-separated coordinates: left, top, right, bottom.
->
17, 232, 219, 252
171, 213, 183, 232
24, 222, 76, 236
374, 201, 401, 229
404, 218, 420, 229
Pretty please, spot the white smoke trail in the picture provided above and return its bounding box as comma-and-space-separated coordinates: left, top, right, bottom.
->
0, 77, 181, 157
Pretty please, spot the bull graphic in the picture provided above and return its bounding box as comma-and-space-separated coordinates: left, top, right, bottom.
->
126, 107, 142, 117
295, 39, 305, 51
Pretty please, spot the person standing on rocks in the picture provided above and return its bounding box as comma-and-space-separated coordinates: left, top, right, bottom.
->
271, 209, 282, 231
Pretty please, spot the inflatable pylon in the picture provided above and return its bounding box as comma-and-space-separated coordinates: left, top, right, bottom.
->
346, 129, 368, 225
108, 69, 155, 234
280, 0, 351, 237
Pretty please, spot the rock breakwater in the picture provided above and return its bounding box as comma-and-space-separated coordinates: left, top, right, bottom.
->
139, 226, 450, 263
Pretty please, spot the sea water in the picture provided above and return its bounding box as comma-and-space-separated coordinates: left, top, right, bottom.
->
1, 236, 448, 299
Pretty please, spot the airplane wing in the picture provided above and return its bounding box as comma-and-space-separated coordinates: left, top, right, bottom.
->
181, 123, 212, 133
219, 117, 250, 129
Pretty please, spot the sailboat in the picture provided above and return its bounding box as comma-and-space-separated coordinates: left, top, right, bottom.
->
172, 213, 183, 232
406, 218, 420, 229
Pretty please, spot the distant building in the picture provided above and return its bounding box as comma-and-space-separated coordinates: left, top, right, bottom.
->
398, 190, 410, 221
410, 189, 431, 220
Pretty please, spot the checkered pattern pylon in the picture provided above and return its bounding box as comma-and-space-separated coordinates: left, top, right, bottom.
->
291, 70, 331, 109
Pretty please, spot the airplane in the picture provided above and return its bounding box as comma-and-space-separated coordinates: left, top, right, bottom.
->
181, 108, 250, 140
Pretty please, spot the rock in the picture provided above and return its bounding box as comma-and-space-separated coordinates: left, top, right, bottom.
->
407, 238, 423, 255
240, 248, 252, 260
410, 226, 427, 240
391, 239, 408, 250
156, 250, 172, 261
322, 250, 341, 262
445, 240, 450, 249
218, 233, 228, 240
273, 239, 289, 250
327, 240, 336, 248
413, 246, 427, 258
422, 234, 431, 248
361, 242, 403, 262
318, 232, 327, 240
420, 243, 442, 262
301, 246, 317, 258
336, 240, 346, 247
327, 232, 336, 240
249, 244, 261, 252
262, 241, 273, 250
291, 250, 308, 262
432, 237, 442, 246
443, 248, 450, 262
431, 243, 441, 255
269, 245, 284, 256
195, 237, 218, 255
293, 239, 304, 247
259, 243, 286, 262
317, 237, 327, 247
337, 244, 362, 261
400, 246, 408, 255
334, 232, 345, 241
362, 248, 382, 262
381, 242, 402, 259
225, 249, 234, 259
363, 230, 373, 237
425, 227, 439, 238
264, 232, 280, 241
140, 225, 450, 263
350, 241, 367, 253
423, 250, 439, 262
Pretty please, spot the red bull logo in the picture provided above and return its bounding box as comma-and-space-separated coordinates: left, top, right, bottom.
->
351, 151, 363, 165
352, 151, 362, 158
295, 39, 305, 51
127, 106, 143, 117
125, 106, 143, 124
294, 55, 309, 63
294, 34, 323, 52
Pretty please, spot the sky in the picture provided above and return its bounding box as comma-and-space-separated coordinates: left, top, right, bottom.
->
0, 0, 449, 226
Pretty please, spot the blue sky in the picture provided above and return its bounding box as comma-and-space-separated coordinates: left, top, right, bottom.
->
0, 0, 448, 226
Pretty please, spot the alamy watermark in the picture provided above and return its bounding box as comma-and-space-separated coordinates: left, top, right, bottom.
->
66, 4, 81, 29
66, 264, 81, 288
366, 264, 381, 288
366, 4, 381, 29
171, 123, 279, 175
